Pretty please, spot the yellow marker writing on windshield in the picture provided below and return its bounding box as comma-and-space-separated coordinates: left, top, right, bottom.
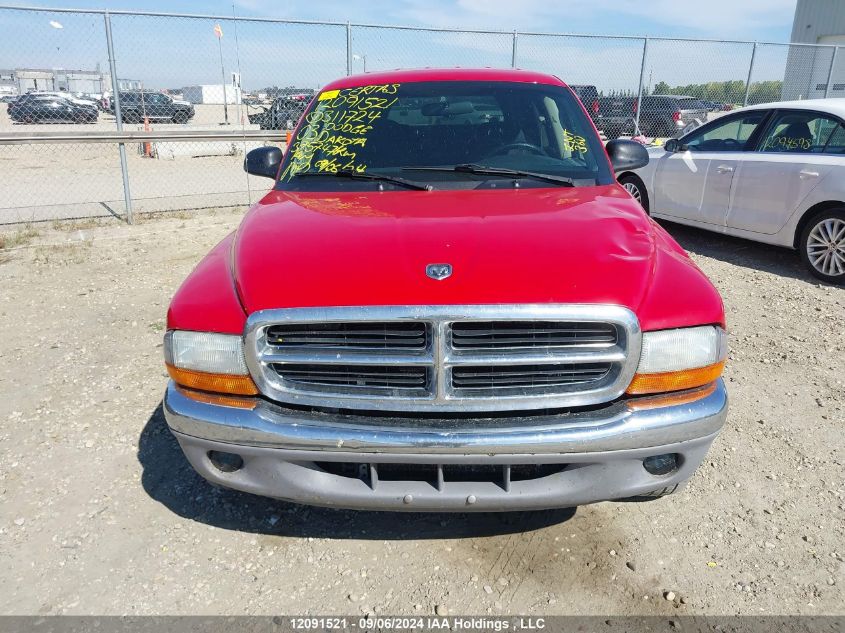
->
318, 90, 340, 101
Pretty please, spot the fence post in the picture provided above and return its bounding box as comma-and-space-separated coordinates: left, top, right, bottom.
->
634, 37, 648, 136
511, 30, 518, 68
743, 42, 758, 106
825, 47, 839, 97
346, 22, 352, 76
104, 11, 133, 224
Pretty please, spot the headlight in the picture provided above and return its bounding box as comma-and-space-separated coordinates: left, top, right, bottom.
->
164, 330, 257, 395
626, 325, 727, 395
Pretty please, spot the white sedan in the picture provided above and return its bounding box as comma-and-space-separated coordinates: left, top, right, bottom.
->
618, 99, 845, 283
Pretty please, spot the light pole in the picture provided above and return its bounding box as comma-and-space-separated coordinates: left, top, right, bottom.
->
353, 54, 367, 73
214, 23, 230, 125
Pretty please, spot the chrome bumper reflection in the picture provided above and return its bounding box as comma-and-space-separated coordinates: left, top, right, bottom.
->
163, 379, 728, 455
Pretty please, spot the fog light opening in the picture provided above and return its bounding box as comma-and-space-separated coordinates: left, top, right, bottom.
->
208, 450, 244, 473
643, 453, 680, 476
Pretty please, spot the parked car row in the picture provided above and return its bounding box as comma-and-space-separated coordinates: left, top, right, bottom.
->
247, 93, 311, 130
568, 87, 730, 140
5, 89, 195, 125
7, 92, 99, 124
103, 90, 195, 124
592, 95, 711, 139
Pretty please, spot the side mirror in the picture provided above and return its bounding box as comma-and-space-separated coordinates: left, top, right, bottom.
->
664, 138, 680, 152
244, 146, 283, 179
605, 139, 649, 173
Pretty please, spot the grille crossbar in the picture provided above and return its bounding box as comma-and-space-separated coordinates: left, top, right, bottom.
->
266, 322, 427, 350
274, 363, 429, 392
245, 305, 641, 413
451, 363, 611, 391
451, 321, 617, 350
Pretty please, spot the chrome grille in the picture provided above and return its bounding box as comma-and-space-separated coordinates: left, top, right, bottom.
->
245, 305, 641, 413
451, 321, 617, 350
266, 322, 428, 351
451, 363, 611, 394
272, 363, 430, 396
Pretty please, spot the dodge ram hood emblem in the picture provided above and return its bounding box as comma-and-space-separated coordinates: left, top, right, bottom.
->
426, 263, 452, 280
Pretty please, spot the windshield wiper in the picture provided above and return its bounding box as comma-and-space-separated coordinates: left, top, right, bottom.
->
402, 163, 575, 187
291, 170, 431, 191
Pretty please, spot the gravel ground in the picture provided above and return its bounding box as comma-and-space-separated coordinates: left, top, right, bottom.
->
0, 209, 842, 616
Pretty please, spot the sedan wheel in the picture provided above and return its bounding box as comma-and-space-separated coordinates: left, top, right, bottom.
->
618, 174, 650, 213
801, 211, 845, 284
623, 181, 641, 202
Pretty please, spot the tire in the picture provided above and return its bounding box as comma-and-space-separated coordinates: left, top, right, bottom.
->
123, 110, 140, 124
619, 173, 650, 214
799, 208, 845, 284
173, 112, 189, 124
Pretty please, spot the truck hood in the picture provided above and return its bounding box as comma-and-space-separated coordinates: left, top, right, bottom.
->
232, 185, 722, 328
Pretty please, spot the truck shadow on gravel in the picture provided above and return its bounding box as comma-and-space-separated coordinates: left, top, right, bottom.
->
139, 405, 576, 539
660, 220, 812, 283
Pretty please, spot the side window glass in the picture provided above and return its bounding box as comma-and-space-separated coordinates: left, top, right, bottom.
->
823, 124, 845, 154
684, 112, 766, 152
760, 112, 839, 153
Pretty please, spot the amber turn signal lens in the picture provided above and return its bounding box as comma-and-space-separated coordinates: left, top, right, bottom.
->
175, 385, 257, 409
166, 363, 258, 395
626, 381, 718, 411
625, 361, 725, 395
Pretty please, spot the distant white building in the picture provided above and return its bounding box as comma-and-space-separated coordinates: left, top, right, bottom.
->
785, 0, 845, 100
0, 69, 15, 96
4, 67, 140, 96
180, 84, 242, 105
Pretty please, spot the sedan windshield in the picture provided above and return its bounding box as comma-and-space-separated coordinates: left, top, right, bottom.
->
276, 80, 613, 191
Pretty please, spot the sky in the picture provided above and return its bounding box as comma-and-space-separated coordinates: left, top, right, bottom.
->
0, 0, 802, 92
7, 0, 799, 40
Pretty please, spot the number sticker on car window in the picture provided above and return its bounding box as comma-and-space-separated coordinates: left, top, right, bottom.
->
282, 84, 401, 179
563, 129, 588, 154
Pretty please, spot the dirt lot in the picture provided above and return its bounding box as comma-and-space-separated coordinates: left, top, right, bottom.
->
0, 209, 842, 616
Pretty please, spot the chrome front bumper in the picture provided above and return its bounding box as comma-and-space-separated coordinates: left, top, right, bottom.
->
163, 380, 728, 511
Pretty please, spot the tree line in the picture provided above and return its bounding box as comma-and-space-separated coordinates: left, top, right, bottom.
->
601, 80, 783, 105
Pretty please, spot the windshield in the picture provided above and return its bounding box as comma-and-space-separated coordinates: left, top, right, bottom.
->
276, 80, 613, 191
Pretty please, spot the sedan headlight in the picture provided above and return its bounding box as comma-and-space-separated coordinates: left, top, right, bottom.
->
164, 330, 257, 395
626, 325, 727, 395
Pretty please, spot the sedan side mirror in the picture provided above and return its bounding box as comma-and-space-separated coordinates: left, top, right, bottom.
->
244, 146, 283, 179
664, 138, 681, 152
605, 139, 649, 173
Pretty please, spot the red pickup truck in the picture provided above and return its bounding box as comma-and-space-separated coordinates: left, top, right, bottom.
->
163, 68, 728, 512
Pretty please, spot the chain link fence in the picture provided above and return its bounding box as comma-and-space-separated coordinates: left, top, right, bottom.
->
1, 4, 842, 225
